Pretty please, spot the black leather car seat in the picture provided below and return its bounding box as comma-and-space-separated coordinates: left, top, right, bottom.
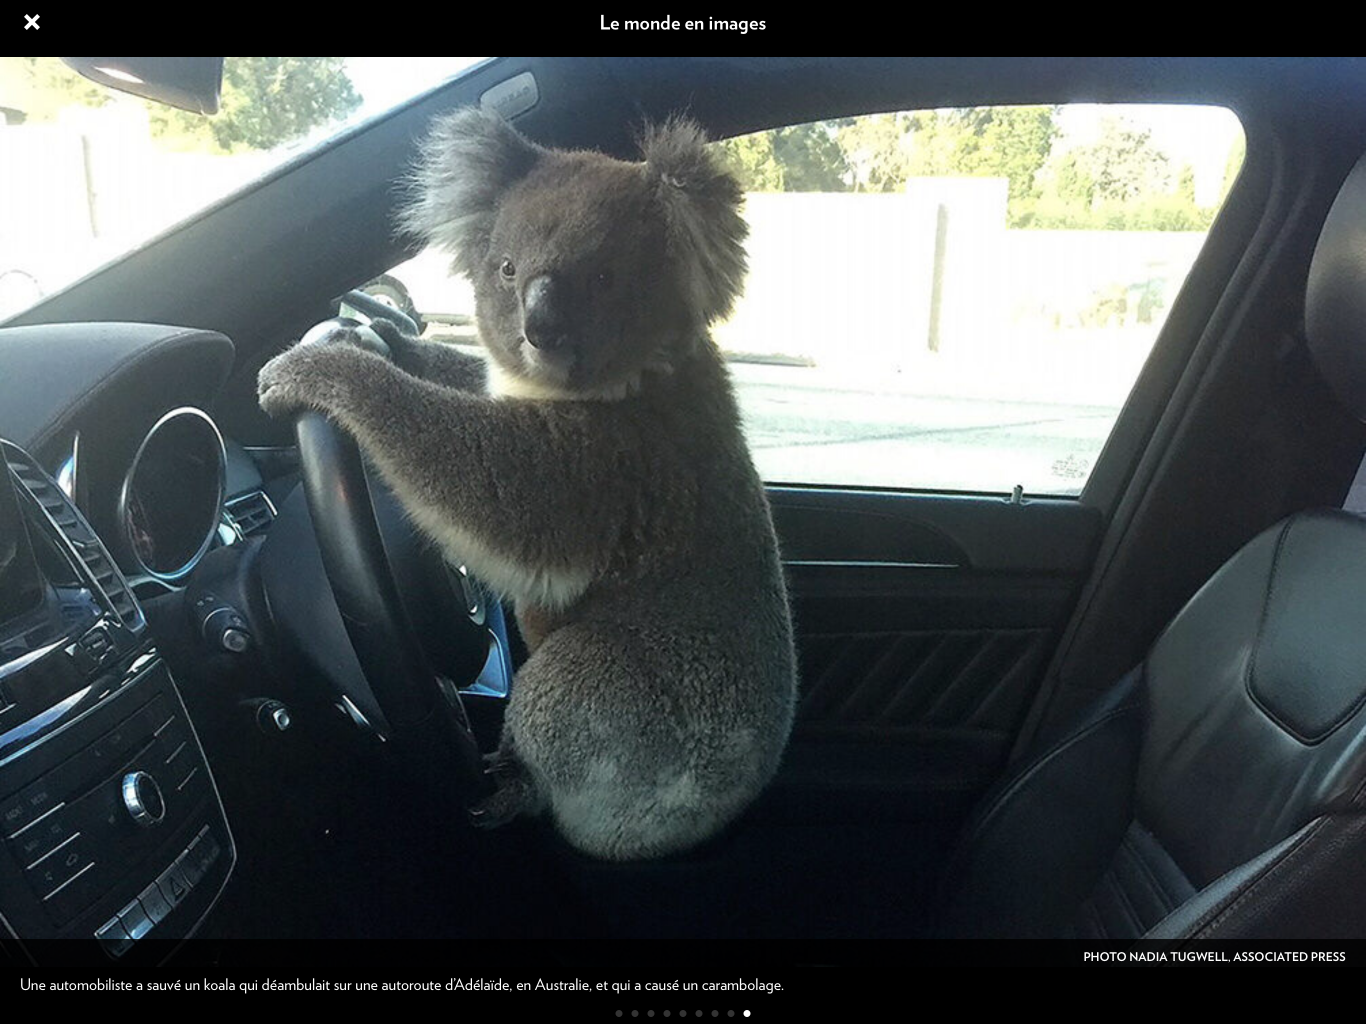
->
941, 153, 1366, 939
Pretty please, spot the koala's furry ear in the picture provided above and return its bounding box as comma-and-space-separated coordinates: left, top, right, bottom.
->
399, 107, 542, 276
642, 118, 749, 324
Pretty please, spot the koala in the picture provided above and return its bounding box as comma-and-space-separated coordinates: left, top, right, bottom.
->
258, 109, 797, 861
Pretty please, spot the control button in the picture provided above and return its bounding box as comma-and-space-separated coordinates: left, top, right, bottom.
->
96, 719, 132, 762
156, 727, 193, 771
81, 697, 163, 777
70, 624, 117, 676
179, 830, 220, 886
251, 699, 291, 733
156, 860, 191, 907
151, 707, 178, 740
26, 834, 91, 896
11, 807, 76, 866
179, 843, 205, 886
118, 898, 154, 941
22, 828, 82, 876
201, 604, 252, 654
175, 765, 201, 795
138, 880, 172, 924
78, 625, 112, 664
121, 771, 165, 827
95, 917, 134, 958
1, 782, 58, 837
42, 858, 102, 926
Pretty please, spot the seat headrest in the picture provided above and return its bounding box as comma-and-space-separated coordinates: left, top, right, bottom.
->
1307, 153, 1366, 421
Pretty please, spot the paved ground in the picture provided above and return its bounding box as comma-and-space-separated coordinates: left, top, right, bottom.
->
424, 339, 1122, 496
729, 362, 1119, 496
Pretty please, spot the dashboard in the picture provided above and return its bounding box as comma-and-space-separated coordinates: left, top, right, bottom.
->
0, 319, 516, 959
0, 437, 234, 962
0, 323, 247, 964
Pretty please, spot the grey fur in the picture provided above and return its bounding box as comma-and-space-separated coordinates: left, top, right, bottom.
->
260, 112, 795, 860
641, 117, 749, 324
396, 108, 543, 277
371, 318, 487, 391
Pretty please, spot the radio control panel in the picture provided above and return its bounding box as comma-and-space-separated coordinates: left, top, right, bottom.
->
0, 653, 234, 960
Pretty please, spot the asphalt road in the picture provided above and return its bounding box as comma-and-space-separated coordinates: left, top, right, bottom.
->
729, 362, 1119, 496
426, 340, 1121, 496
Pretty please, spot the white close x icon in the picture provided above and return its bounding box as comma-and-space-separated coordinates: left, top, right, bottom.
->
23, 13, 39, 28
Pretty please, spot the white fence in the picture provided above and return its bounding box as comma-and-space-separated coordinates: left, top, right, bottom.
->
713, 183, 1208, 405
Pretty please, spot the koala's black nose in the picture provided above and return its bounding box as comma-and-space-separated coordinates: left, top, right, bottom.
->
522, 275, 572, 352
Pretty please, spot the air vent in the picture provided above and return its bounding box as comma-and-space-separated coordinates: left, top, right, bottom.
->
223, 490, 276, 538
3, 442, 143, 631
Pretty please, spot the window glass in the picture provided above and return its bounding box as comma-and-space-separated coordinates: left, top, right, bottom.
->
0, 57, 485, 320
712, 104, 1244, 495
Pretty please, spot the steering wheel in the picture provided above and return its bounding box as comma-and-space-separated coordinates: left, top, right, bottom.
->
287, 317, 485, 796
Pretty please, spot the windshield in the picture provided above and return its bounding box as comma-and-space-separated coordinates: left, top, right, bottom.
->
0, 56, 486, 320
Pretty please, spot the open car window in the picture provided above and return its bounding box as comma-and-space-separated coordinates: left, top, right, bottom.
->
710, 104, 1245, 496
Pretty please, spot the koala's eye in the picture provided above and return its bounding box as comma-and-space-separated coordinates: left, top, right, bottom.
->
499, 258, 517, 281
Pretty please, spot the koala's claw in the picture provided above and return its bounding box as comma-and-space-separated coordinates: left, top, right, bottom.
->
482, 751, 519, 779
468, 782, 531, 830
469, 752, 536, 830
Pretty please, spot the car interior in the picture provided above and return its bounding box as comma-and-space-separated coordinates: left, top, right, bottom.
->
4, 57, 1366, 966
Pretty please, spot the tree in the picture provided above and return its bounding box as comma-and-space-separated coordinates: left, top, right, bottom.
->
1048, 116, 1172, 206
771, 122, 849, 191
2, 58, 361, 154
709, 105, 1227, 232
0, 57, 109, 122
906, 106, 1058, 205
836, 112, 914, 192
716, 121, 849, 193
150, 57, 361, 153
1021, 116, 1224, 230
716, 131, 786, 191
715, 106, 1056, 200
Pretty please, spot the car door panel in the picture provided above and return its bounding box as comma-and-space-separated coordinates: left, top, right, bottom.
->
764, 487, 1102, 823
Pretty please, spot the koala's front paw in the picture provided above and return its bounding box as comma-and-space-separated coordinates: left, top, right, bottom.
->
468, 779, 535, 830
367, 316, 413, 351
257, 345, 314, 419
257, 341, 364, 419
469, 754, 539, 830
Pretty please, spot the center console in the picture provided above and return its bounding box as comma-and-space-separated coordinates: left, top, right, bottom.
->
0, 440, 234, 962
